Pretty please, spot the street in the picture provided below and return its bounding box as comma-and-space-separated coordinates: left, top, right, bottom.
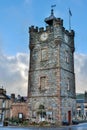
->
0, 124, 87, 130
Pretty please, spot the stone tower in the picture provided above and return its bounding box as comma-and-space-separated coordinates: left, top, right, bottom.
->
28, 9, 76, 124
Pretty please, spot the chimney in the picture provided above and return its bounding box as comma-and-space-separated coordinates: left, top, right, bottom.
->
11, 93, 15, 102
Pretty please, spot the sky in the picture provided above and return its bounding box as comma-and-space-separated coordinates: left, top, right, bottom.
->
0, 0, 87, 96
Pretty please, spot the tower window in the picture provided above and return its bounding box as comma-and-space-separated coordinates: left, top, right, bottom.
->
40, 76, 47, 90
41, 48, 48, 61
65, 51, 69, 63
67, 78, 70, 91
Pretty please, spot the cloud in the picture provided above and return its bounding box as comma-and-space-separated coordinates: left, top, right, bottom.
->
0, 51, 87, 97
74, 53, 87, 93
0, 52, 29, 96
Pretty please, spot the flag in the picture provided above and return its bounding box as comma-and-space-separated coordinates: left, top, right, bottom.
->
69, 8, 72, 16
51, 5, 56, 8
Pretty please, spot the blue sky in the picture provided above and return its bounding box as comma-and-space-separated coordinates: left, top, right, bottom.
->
0, 0, 87, 55
0, 0, 87, 96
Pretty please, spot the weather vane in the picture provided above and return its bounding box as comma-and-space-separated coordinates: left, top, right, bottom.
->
51, 4, 56, 9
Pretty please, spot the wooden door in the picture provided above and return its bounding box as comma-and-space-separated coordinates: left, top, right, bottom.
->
68, 111, 71, 124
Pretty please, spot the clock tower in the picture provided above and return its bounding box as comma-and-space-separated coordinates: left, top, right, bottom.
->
28, 9, 76, 124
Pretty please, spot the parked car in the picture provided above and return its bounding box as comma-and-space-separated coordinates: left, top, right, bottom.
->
62, 120, 69, 125
72, 120, 79, 125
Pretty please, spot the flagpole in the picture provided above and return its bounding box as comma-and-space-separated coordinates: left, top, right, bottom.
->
69, 8, 72, 31
69, 11, 71, 31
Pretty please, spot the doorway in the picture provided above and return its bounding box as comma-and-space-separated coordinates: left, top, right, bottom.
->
68, 111, 71, 124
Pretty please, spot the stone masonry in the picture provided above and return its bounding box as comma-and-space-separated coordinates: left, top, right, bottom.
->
28, 9, 76, 124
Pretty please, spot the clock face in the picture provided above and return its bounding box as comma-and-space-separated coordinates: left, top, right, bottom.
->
64, 34, 68, 43
40, 32, 48, 41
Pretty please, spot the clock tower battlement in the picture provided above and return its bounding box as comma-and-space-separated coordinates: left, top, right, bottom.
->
29, 9, 75, 52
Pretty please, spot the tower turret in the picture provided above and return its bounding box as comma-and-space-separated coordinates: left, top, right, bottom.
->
45, 9, 56, 26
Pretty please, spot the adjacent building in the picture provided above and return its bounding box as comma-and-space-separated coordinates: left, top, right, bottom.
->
0, 88, 10, 122
77, 92, 87, 120
0, 89, 29, 122
10, 94, 29, 120
28, 9, 76, 124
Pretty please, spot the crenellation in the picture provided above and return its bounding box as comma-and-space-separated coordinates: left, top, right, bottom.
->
56, 18, 63, 26
65, 30, 69, 35
29, 26, 39, 33
69, 30, 75, 37
29, 26, 52, 33
35, 26, 38, 32
62, 27, 65, 32
46, 26, 51, 32
29, 25, 34, 32
62, 29, 75, 37
62, 28, 74, 36
39, 27, 44, 32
